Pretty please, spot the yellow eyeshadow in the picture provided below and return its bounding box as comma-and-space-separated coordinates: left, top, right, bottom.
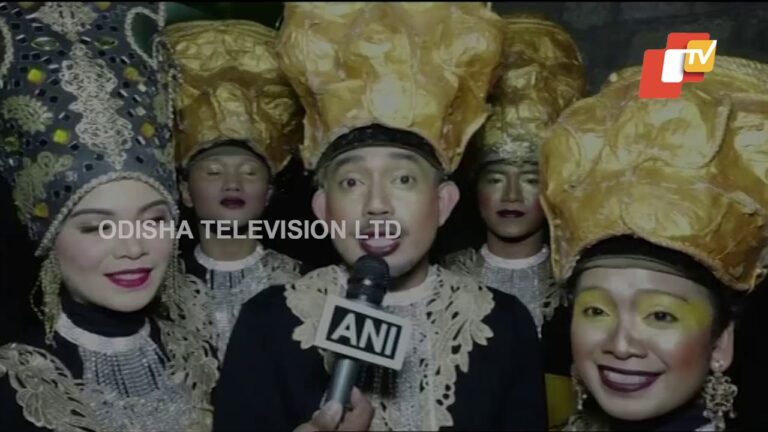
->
636, 293, 712, 331
573, 289, 617, 325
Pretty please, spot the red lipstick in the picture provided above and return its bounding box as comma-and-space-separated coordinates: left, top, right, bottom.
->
105, 268, 151, 289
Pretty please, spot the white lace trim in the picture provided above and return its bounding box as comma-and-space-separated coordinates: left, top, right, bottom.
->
480, 244, 550, 269
285, 265, 495, 430
55, 312, 150, 354
194, 243, 265, 272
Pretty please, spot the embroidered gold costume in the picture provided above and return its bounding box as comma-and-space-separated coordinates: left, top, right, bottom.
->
214, 4, 547, 432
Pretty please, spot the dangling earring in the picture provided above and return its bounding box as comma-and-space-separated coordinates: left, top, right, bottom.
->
702, 360, 738, 431
30, 253, 62, 345
571, 366, 589, 412
160, 241, 181, 308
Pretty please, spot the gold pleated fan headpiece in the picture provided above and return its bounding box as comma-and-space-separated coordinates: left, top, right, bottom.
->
541, 56, 768, 291
472, 13, 586, 168
276, 2, 504, 173
163, 20, 303, 173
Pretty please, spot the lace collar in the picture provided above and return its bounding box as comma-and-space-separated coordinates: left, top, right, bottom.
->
284, 264, 495, 430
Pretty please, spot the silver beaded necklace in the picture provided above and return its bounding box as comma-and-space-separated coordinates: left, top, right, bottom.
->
55, 312, 196, 432
479, 245, 552, 336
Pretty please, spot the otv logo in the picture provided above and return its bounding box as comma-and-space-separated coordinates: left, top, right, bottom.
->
639, 33, 717, 99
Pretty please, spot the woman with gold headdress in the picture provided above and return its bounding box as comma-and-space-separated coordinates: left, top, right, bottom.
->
214, 3, 547, 431
0, 3, 217, 431
442, 13, 585, 429
161, 20, 304, 360
541, 56, 768, 431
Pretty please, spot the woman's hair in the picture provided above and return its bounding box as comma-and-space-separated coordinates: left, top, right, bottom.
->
567, 235, 742, 338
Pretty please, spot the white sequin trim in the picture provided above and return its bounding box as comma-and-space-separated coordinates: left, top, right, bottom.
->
55, 312, 150, 354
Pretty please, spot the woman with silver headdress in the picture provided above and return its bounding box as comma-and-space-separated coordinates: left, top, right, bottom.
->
0, 3, 216, 431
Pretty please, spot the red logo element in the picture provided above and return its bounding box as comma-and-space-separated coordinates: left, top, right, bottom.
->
639, 33, 714, 99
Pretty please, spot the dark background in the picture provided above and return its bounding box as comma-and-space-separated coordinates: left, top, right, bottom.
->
2, 2, 768, 429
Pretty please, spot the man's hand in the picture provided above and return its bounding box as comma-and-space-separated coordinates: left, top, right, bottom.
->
294, 387, 374, 432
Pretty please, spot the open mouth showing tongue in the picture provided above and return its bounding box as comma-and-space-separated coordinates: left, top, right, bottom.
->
220, 198, 245, 209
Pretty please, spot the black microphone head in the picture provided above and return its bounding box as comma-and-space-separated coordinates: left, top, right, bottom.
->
346, 255, 390, 305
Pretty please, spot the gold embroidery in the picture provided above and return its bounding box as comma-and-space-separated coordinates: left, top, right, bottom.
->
285, 266, 342, 351
165, 272, 217, 349
60, 44, 134, 170
0, 17, 14, 82
13, 152, 74, 225
262, 250, 303, 286
483, 128, 539, 167
0, 344, 100, 432
285, 265, 495, 430
153, 144, 174, 172
158, 319, 219, 432
31, 3, 97, 41
441, 248, 483, 278
1, 95, 55, 134
0, 320, 218, 432
153, 89, 169, 128
542, 278, 568, 322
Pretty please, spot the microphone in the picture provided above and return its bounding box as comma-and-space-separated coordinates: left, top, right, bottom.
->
325, 255, 390, 408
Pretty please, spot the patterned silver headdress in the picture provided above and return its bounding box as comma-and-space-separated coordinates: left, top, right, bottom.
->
0, 2, 177, 256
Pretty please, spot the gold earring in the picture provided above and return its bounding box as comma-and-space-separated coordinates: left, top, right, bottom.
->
571, 368, 589, 412
160, 241, 181, 308
703, 360, 738, 431
30, 253, 62, 345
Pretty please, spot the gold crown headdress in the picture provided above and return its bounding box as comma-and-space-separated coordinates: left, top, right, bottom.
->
541, 56, 768, 291
276, 2, 504, 172
471, 13, 586, 168
163, 20, 303, 173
